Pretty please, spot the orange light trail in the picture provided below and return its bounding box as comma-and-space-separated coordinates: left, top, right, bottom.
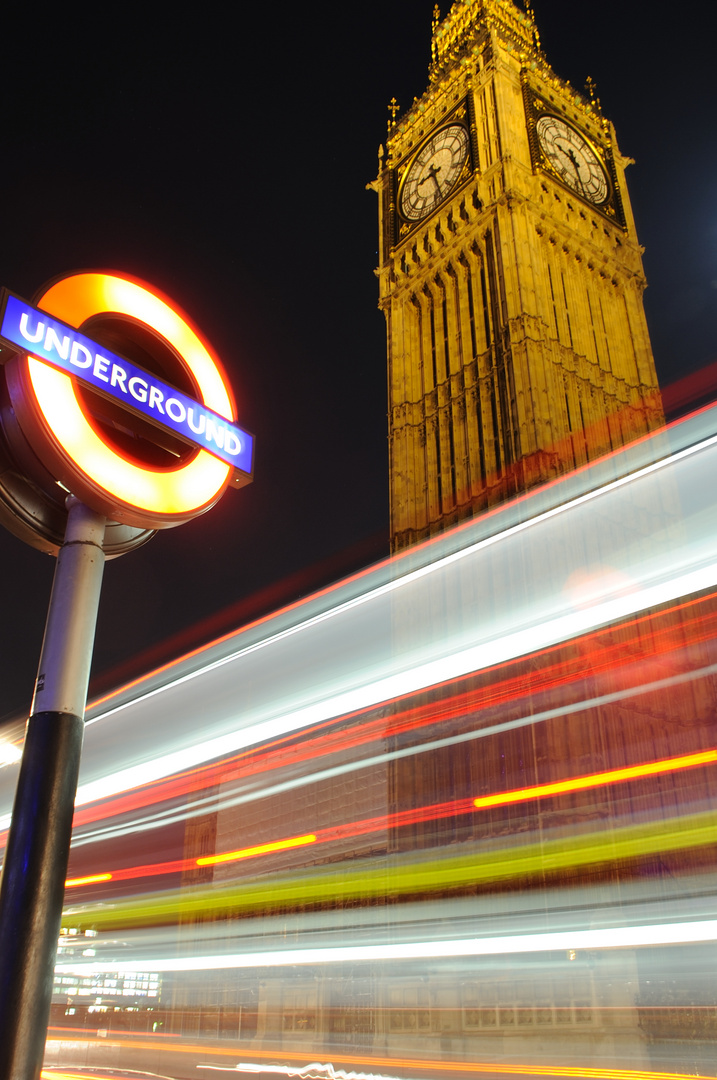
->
62, 745, 717, 889
197, 833, 317, 866
473, 748, 717, 811
40, 1035, 709, 1080
63, 833, 319, 886
64, 873, 112, 889
31, 587, 717, 856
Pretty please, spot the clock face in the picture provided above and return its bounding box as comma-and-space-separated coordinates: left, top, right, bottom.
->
400, 124, 470, 222
536, 116, 608, 205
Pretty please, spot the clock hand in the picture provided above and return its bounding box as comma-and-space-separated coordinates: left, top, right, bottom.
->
565, 147, 586, 194
418, 162, 442, 194
556, 143, 586, 194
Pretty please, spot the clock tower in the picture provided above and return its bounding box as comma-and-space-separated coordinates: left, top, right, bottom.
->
373, 0, 663, 551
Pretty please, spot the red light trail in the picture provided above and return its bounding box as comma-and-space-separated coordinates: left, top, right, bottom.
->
46, 587, 717, 855
64, 743, 717, 888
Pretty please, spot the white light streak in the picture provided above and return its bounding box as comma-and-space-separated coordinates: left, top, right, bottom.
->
68, 659, 717, 848
55, 918, 717, 973
5, 422, 717, 832
58, 559, 717, 816
199, 1065, 407, 1080
0, 741, 21, 768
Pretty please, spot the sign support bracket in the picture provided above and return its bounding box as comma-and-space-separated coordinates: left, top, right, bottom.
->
0, 497, 106, 1080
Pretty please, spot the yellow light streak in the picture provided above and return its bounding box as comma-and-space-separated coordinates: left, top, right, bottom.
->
64, 873, 113, 888
62, 808, 717, 931
474, 748, 717, 810
197, 833, 317, 866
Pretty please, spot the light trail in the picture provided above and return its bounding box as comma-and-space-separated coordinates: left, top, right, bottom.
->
64, 743, 717, 888
67, 557, 717, 814
10, 422, 714, 830
58, 589, 717, 850
82, 396, 717, 728
39, 413, 717, 1080
43, 1038, 706, 1080
62, 833, 318, 886
0, 740, 21, 767
3, 411, 716, 866
472, 747, 717, 811
65, 873, 112, 889
42, 1072, 176, 1080
201, 1066, 407, 1080
197, 833, 316, 866
51, 588, 717, 848
60, 806, 717, 929
53, 917, 717, 974
41, 614, 717, 859
196, 1061, 701, 1080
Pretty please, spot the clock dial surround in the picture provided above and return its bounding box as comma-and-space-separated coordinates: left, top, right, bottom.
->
536, 115, 608, 205
399, 124, 470, 222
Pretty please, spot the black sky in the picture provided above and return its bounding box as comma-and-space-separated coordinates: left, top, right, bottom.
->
0, 1, 714, 722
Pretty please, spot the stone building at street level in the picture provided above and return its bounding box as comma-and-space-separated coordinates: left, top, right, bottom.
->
371, 0, 663, 552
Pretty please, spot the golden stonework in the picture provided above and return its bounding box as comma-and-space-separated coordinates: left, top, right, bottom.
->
374, 0, 662, 553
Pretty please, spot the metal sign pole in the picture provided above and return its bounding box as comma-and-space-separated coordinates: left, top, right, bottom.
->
0, 496, 106, 1080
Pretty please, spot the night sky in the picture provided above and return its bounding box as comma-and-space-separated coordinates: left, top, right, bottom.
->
0, 1, 714, 723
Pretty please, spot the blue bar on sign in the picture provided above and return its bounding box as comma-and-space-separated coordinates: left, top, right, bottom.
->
0, 293, 254, 475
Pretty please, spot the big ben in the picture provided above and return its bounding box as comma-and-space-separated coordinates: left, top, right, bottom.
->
373, 0, 663, 552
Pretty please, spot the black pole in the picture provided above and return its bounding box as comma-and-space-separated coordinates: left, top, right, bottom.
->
0, 498, 106, 1080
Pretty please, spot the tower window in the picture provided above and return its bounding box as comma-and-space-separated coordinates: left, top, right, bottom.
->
586, 288, 600, 363
466, 265, 478, 359
428, 299, 439, 389
440, 291, 451, 380
547, 265, 559, 339
561, 272, 575, 349
434, 422, 443, 510
480, 264, 491, 348
448, 415, 457, 507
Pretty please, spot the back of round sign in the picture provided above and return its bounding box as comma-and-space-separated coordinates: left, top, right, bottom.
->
0, 395, 154, 556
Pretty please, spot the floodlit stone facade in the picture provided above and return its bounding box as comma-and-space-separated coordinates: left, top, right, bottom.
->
372, 0, 663, 551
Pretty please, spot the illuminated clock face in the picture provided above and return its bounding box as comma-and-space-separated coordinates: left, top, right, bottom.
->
400, 124, 470, 221
536, 116, 608, 205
